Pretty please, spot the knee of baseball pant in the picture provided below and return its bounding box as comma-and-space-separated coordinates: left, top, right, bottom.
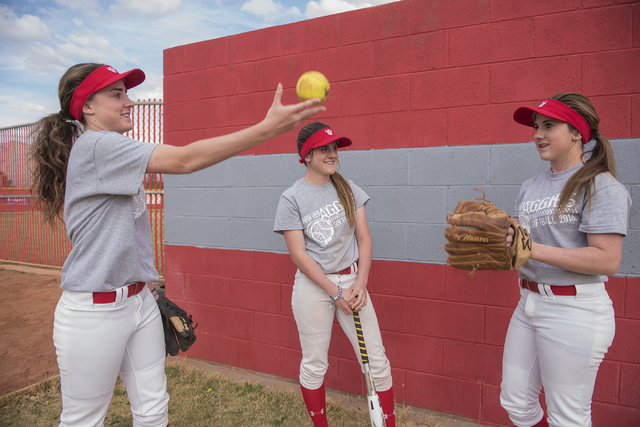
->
542, 383, 591, 427
120, 369, 169, 427
500, 386, 544, 427
370, 358, 393, 392
131, 404, 169, 427
299, 362, 329, 390
128, 384, 169, 427
59, 392, 113, 427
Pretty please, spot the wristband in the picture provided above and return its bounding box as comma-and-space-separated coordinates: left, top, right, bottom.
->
329, 284, 342, 306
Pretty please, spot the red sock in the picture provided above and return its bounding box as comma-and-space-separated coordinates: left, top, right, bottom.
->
301, 384, 328, 427
531, 417, 549, 427
377, 388, 396, 427
518, 417, 549, 427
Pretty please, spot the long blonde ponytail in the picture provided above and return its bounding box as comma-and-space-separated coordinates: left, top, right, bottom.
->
549, 93, 616, 215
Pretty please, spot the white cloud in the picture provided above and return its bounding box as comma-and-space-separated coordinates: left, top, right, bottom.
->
24, 43, 70, 74
241, 0, 301, 23
305, 0, 400, 19
54, 0, 100, 10
0, 4, 50, 40
72, 18, 84, 26
67, 32, 113, 52
242, 0, 280, 16
130, 86, 164, 103
110, 47, 141, 67
53, 0, 101, 18
0, 90, 58, 128
45, 31, 138, 66
54, 41, 109, 63
112, 0, 182, 15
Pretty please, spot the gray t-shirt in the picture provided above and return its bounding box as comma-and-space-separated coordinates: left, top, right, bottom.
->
514, 164, 631, 286
61, 130, 159, 292
273, 177, 369, 274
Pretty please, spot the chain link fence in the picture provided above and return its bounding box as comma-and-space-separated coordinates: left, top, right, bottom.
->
0, 101, 164, 276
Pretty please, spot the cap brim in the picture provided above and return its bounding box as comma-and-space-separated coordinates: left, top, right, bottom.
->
122, 69, 146, 90
513, 107, 537, 127
95, 68, 146, 94
513, 105, 574, 128
336, 136, 352, 148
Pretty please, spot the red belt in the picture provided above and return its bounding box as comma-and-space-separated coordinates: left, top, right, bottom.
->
93, 282, 146, 304
520, 279, 577, 296
331, 261, 358, 275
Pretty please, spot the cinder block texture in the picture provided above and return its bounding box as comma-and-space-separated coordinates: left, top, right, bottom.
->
164, 138, 639, 275
164, 1, 639, 153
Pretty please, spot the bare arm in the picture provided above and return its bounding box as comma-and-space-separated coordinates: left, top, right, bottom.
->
282, 229, 353, 316
349, 205, 372, 311
147, 85, 325, 174
512, 217, 623, 276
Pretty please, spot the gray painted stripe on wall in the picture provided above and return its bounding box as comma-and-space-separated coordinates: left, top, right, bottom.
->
164, 139, 640, 276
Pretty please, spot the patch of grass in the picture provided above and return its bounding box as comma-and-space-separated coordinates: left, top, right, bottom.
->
0, 362, 439, 426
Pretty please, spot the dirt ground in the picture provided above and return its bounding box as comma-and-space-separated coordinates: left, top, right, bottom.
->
0, 264, 62, 396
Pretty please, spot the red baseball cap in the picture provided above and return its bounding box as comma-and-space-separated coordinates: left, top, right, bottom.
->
513, 99, 592, 144
69, 64, 145, 121
299, 127, 352, 164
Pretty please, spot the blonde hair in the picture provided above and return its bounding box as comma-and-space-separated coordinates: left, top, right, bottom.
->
30, 63, 102, 227
297, 122, 357, 228
548, 93, 616, 215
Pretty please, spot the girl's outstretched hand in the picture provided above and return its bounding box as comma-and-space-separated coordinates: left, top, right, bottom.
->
262, 84, 326, 139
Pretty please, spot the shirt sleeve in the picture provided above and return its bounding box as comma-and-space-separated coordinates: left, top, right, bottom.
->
579, 175, 631, 236
349, 180, 370, 209
273, 194, 303, 234
93, 132, 158, 195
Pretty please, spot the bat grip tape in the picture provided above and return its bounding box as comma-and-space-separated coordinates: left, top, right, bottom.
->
353, 311, 369, 363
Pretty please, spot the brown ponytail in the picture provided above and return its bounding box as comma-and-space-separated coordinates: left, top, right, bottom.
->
550, 93, 616, 215
30, 63, 102, 227
297, 122, 357, 228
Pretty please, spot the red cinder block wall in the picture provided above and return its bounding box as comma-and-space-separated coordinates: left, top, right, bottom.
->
163, 1, 640, 425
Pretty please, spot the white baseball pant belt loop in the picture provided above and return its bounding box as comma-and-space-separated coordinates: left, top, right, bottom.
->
328, 260, 358, 276
539, 283, 553, 299
520, 279, 578, 299
115, 286, 127, 304
349, 261, 358, 275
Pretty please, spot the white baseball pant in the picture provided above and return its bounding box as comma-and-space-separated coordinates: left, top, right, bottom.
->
53, 285, 169, 427
292, 268, 393, 392
500, 283, 615, 427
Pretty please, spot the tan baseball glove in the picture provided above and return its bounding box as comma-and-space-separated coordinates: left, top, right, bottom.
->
444, 189, 531, 275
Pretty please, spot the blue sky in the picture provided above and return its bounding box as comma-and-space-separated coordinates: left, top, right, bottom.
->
0, 0, 399, 128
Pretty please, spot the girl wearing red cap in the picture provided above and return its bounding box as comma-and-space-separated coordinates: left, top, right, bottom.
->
31, 63, 324, 427
501, 93, 631, 427
274, 122, 395, 427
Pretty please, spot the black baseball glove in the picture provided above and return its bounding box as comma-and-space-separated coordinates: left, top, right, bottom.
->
156, 295, 197, 356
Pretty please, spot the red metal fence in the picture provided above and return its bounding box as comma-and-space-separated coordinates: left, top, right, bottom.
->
0, 100, 164, 276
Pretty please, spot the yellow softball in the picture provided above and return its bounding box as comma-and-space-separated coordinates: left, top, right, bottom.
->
296, 71, 330, 103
